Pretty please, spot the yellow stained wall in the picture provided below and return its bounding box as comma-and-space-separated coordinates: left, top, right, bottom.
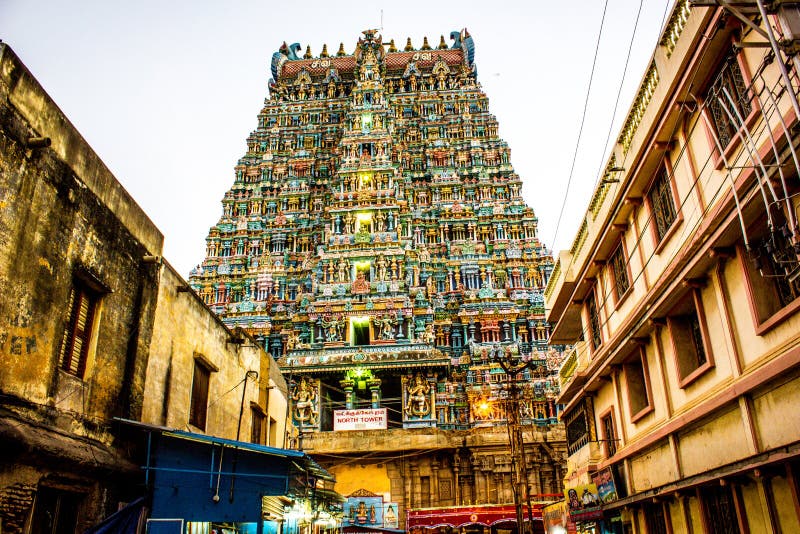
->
629, 442, 676, 492
741, 480, 770, 534
678, 406, 750, 477
329, 463, 391, 500
753, 375, 800, 451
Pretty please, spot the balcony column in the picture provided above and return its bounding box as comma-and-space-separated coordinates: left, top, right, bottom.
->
367, 378, 382, 409
340, 379, 355, 409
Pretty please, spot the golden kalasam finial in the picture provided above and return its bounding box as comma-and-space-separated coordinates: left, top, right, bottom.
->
404, 37, 414, 51
438, 35, 448, 49
320, 44, 329, 58
388, 39, 397, 53
421, 36, 432, 50
337, 43, 346, 56
304, 45, 312, 59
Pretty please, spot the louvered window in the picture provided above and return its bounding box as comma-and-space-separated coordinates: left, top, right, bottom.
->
59, 282, 99, 379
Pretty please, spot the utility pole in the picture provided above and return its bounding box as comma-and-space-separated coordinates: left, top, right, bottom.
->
492, 346, 541, 534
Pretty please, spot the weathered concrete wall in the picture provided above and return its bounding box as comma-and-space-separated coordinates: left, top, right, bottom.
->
0, 42, 163, 423
0, 42, 295, 533
0, 46, 162, 256
266, 350, 289, 447
0, 43, 162, 532
142, 260, 269, 439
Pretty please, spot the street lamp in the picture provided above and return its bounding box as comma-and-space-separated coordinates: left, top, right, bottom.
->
490, 344, 543, 534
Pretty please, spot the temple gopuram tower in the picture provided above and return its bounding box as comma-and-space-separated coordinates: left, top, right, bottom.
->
190, 29, 567, 531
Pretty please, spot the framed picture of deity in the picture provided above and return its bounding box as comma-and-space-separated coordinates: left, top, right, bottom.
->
343, 496, 384, 527
401, 373, 436, 428
383, 503, 399, 528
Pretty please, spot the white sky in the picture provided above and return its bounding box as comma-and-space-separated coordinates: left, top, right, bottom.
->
1, 0, 674, 277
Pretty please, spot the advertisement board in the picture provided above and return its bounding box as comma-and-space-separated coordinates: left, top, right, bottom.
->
542, 501, 577, 534
564, 482, 603, 520
591, 467, 619, 504
334, 408, 388, 431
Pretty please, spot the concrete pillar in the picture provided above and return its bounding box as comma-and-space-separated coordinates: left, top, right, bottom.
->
431, 460, 440, 507
410, 462, 420, 509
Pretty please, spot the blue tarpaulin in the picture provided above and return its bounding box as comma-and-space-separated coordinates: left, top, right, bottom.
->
84, 497, 146, 534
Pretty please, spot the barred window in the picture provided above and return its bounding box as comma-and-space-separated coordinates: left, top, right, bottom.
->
610, 243, 630, 299
564, 399, 593, 456
59, 281, 99, 379
744, 212, 800, 323
586, 290, 602, 351
643, 502, 670, 534
704, 53, 752, 148
648, 168, 677, 241
601, 414, 617, 457
703, 485, 740, 533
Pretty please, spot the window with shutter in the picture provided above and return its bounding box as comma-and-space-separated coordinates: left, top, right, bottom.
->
58, 282, 99, 379
189, 360, 212, 430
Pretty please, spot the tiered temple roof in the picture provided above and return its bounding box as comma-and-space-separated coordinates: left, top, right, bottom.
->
190, 29, 565, 433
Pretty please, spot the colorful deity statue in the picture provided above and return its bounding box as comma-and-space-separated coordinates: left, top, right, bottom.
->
405, 374, 431, 417
292, 377, 318, 426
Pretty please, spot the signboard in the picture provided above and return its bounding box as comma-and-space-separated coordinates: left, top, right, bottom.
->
591, 467, 619, 504
564, 482, 603, 520
384, 503, 399, 528
334, 408, 388, 431
542, 502, 577, 534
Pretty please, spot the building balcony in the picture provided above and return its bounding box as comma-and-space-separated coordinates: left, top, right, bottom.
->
565, 439, 603, 478
544, 251, 583, 344
557, 342, 590, 404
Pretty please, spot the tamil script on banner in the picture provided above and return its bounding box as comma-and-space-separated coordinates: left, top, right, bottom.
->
334, 408, 388, 431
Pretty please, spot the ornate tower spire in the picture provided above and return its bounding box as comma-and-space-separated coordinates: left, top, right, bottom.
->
193, 29, 564, 450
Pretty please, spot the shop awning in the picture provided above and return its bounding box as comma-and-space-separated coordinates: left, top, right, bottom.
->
407, 504, 544, 529
114, 418, 341, 524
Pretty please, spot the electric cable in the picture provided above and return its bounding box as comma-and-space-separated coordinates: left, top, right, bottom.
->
552, 44, 792, 425
591, 0, 647, 190
549, 0, 611, 250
